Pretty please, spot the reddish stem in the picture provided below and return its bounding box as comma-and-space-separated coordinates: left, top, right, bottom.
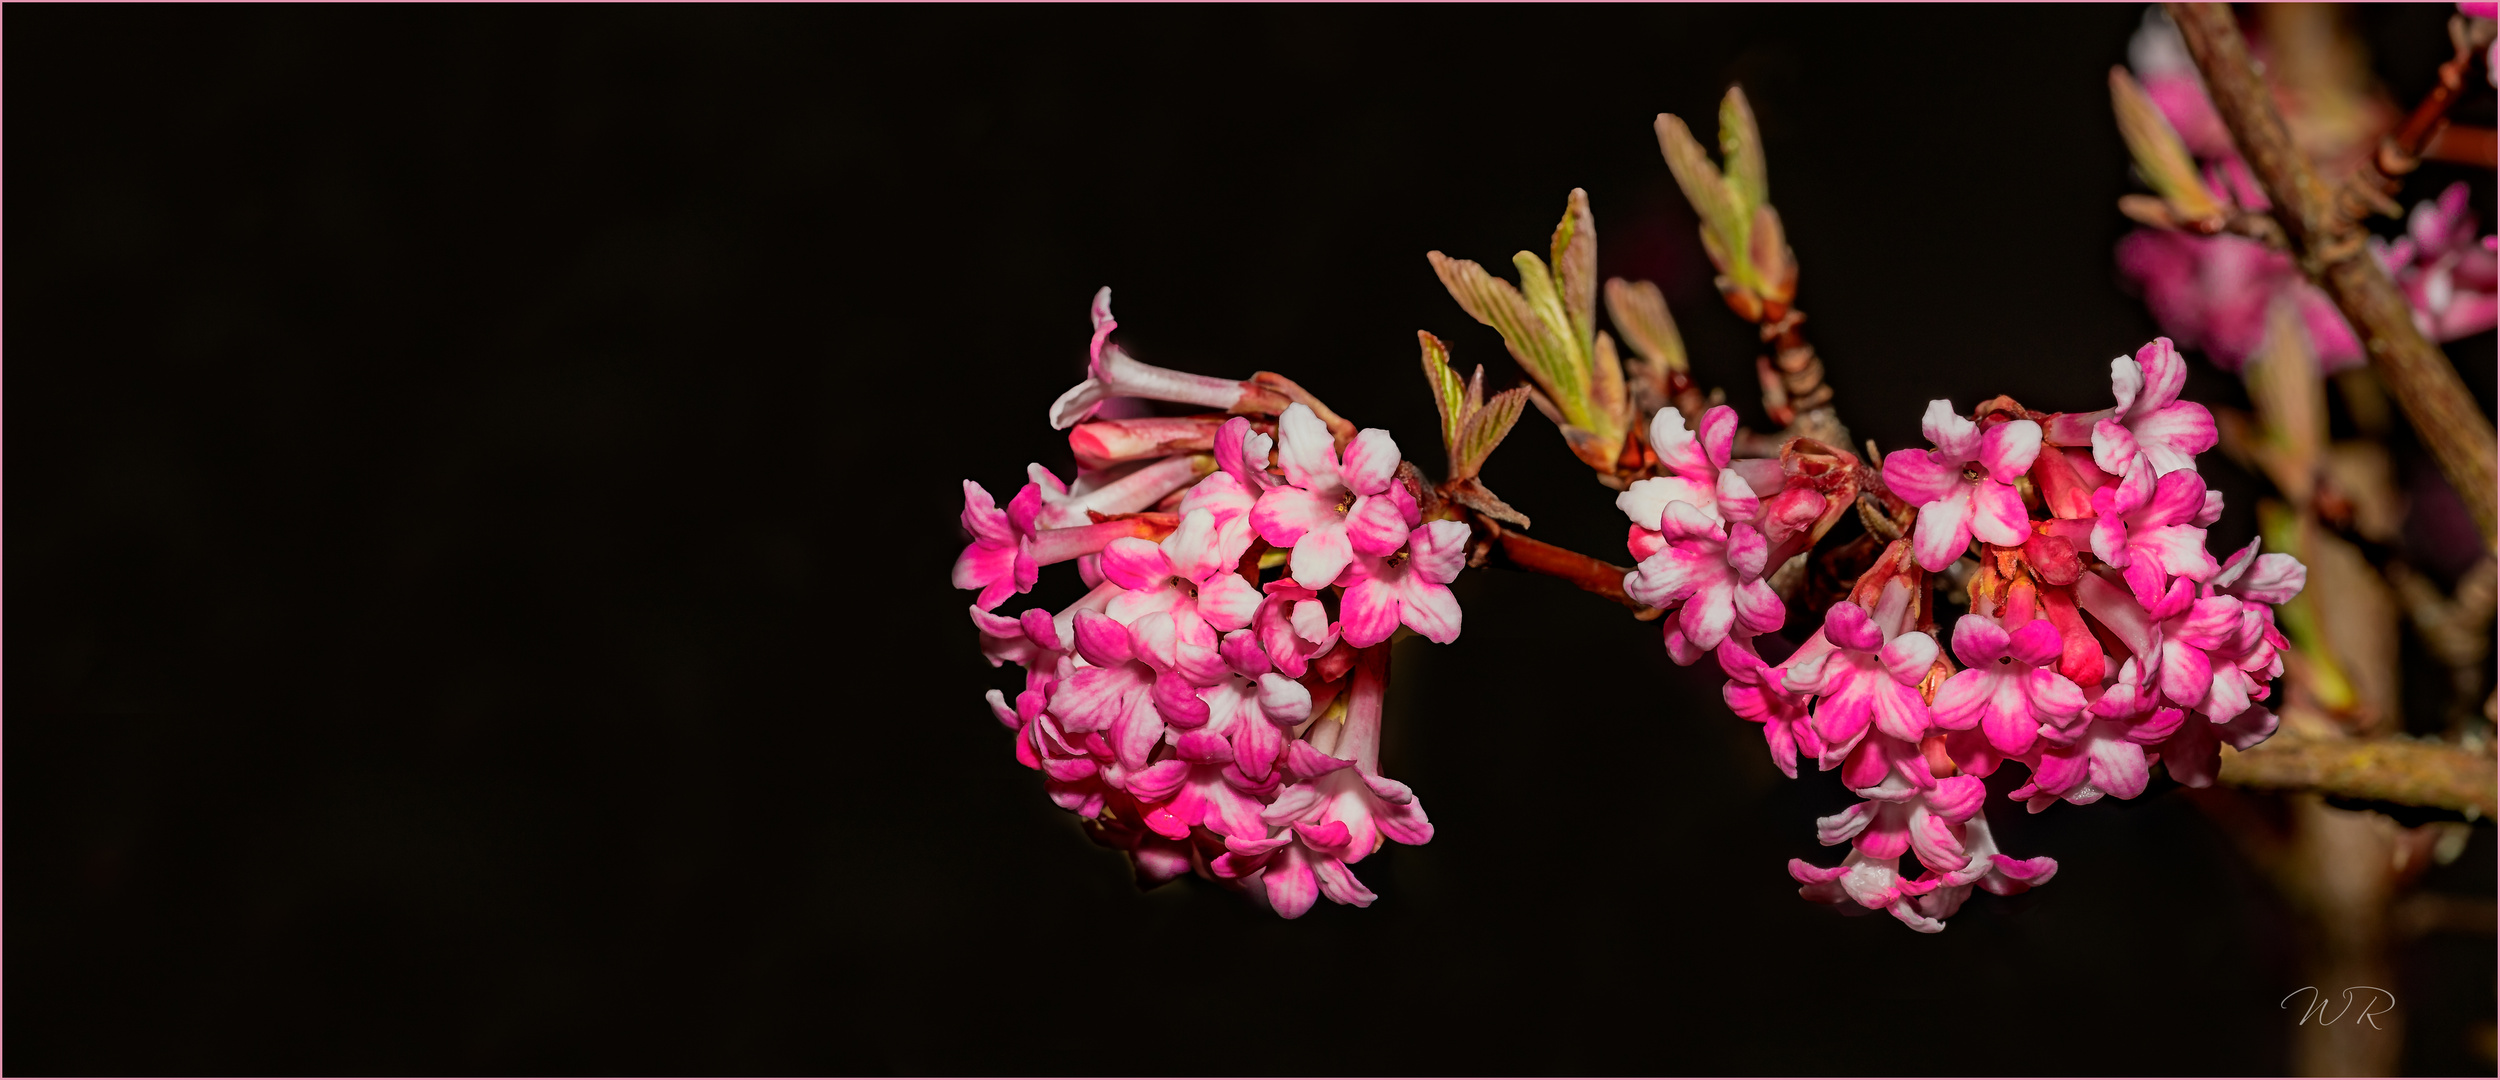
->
1488, 528, 1643, 610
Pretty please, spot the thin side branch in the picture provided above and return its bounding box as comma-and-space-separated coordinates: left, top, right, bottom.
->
2167, 2, 2498, 548
2218, 735, 2498, 816
1481, 524, 1647, 611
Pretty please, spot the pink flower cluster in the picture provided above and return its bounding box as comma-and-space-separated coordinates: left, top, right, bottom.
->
1633, 337, 2307, 932
2116, 13, 2497, 371
957, 290, 1458, 918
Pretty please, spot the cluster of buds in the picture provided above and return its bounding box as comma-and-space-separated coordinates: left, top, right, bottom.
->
2111, 7, 2497, 370
956, 289, 1456, 918
1627, 337, 2308, 931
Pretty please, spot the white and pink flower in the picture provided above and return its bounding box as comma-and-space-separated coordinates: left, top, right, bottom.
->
1251, 403, 1414, 589
1340, 519, 1471, 647
1929, 614, 2088, 757
1880, 401, 2042, 572
1780, 581, 1940, 776
1049, 288, 1272, 429
1620, 405, 1789, 661
2086, 338, 2219, 476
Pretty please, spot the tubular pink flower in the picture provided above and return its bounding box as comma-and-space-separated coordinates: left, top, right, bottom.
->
1251, 579, 1342, 680
1126, 728, 1272, 842
1621, 467, 1784, 659
2148, 702, 2281, 789
1648, 403, 1740, 483
2378, 182, 2499, 342
1906, 811, 2059, 924
1930, 614, 2088, 756
1103, 507, 1263, 638
2012, 685, 2183, 810
1048, 609, 1183, 773
956, 476, 1179, 612
1880, 401, 2041, 572
1026, 455, 1208, 529
952, 480, 1039, 610
1049, 288, 1264, 429
1217, 648, 1429, 919
1814, 775, 1986, 871
1339, 520, 1471, 647
1780, 581, 1940, 771
1070, 415, 1226, 471
1719, 634, 1825, 779
1250, 403, 1411, 589
2211, 536, 2308, 605
2076, 572, 2259, 720
2088, 338, 2219, 476
1211, 415, 1275, 495
2083, 454, 2220, 606
971, 579, 1119, 675
1198, 664, 1313, 785
1789, 852, 1945, 933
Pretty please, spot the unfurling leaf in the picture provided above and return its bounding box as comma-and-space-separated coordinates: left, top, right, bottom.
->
1427, 251, 1578, 408
1456, 386, 1531, 479
1509, 250, 1587, 406
1656, 86, 1785, 305
1550, 189, 1598, 357
2109, 66, 2224, 225
1428, 191, 1628, 470
1719, 86, 1769, 214
1443, 476, 1530, 528
1591, 330, 1630, 429
1604, 277, 1688, 374
1749, 202, 1795, 306
1654, 111, 1745, 278
1418, 330, 1468, 455
1557, 424, 1621, 471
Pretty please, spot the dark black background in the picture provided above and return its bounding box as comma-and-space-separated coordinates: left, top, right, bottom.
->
10, 4, 2493, 1076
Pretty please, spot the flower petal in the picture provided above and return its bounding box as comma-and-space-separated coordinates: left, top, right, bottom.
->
1337, 573, 1403, 649
1344, 492, 1411, 558
1910, 487, 1976, 572
1880, 631, 1940, 685
1101, 537, 1171, 591
1882, 448, 1963, 506
1921, 399, 1979, 460
1196, 571, 1264, 633
1996, 621, 2054, 672
1272, 403, 1340, 492
1287, 520, 1354, 590
1979, 419, 2042, 483
1967, 478, 2031, 548
1337, 428, 1401, 495
1395, 577, 1464, 644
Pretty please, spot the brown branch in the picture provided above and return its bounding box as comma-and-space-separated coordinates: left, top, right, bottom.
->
2218, 735, 2497, 816
2423, 124, 2495, 170
2168, 2, 2498, 548
1478, 522, 1648, 611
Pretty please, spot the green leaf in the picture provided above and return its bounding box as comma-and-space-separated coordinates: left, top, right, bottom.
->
1549, 188, 1598, 360
1456, 386, 1531, 478
1603, 277, 1687, 374
1418, 330, 1468, 456
1590, 330, 1630, 430
1427, 251, 1576, 405
1654, 112, 1746, 274
2108, 66, 2223, 223
1719, 87, 1769, 216
1509, 250, 1588, 410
